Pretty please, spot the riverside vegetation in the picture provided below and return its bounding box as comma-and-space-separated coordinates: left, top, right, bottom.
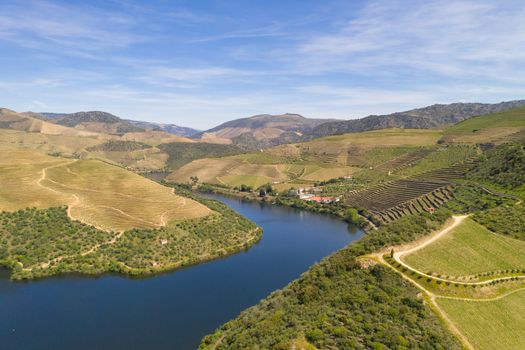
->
200, 208, 461, 349
0, 182, 259, 280
199, 108, 525, 349
200, 170, 523, 349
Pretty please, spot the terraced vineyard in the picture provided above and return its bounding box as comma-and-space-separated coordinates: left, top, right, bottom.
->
347, 161, 477, 223
375, 148, 434, 172
411, 159, 477, 181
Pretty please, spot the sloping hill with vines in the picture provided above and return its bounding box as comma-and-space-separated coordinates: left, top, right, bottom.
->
346, 158, 478, 224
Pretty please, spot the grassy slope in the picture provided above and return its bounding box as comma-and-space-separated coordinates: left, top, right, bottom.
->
437, 290, 525, 350
0, 128, 102, 156
0, 150, 73, 210
316, 128, 442, 146
44, 159, 210, 231
157, 142, 243, 170
443, 105, 525, 143
0, 150, 209, 232
402, 218, 525, 277
447, 105, 525, 131
396, 145, 477, 177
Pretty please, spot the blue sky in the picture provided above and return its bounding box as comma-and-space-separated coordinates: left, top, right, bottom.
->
1, 0, 524, 129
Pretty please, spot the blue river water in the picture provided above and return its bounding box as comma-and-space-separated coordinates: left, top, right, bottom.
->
0, 194, 363, 349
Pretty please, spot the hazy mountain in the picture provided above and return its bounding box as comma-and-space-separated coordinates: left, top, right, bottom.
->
36, 111, 143, 134
0, 108, 101, 137
124, 120, 200, 137
37, 112, 68, 119
308, 100, 525, 138
193, 113, 339, 149
39, 112, 199, 138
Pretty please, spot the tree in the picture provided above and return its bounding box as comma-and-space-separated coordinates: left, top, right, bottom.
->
189, 176, 199, 186
345, 208, 361, 225
239, 184, 252, 192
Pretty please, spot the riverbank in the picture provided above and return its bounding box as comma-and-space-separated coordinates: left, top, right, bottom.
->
1, 192, 262, 281
1, 193, 360, 350
185, 182, 375, 231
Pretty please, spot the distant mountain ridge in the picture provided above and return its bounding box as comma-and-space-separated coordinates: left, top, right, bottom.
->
39, 111, 199, 137
124, 119, 200, 137
308, 100, 525, 138
57, 111, 122, 126
0, 108, 101, 137
193, 113, 339, 149
37, 111, 143, 134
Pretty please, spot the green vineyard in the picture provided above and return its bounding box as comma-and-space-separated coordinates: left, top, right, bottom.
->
347, 161, 477, 223
375, 148, 434, 172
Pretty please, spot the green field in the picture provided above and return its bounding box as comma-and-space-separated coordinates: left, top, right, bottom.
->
444, 106, 525, 143
217, 174, 276, 188
402, 218, 525, 277
316, 128, 442, 146
447, 105, 525, 132
437, 290, 525, 350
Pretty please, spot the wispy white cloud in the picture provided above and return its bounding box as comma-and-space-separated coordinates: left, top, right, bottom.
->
190, 24, 289, 43
1, 0, 525, 127
295, 0, 525, 81
0, 0, 144, 55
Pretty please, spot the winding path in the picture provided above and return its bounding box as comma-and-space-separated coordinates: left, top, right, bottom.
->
23, 161, 204, 272
369, 215, 525, 349
391, 215, 525, 287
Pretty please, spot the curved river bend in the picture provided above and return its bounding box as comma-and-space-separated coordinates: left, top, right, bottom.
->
0, 194, 363, 349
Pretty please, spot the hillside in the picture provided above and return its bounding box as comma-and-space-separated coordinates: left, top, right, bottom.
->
157, 142, 243, 170
39, 111, 145, 134
0, 150, 210, 231
467, 142, 525, 197
39, 112, 200, 137
0, 108, 102, 137
309, 100, 525, 138
193, 113, 338, 149
198, 104, 525, 350
0, 143, 260, 279
168, 129, 446, 188
442, 105, 525, 144
1, 108, 200, 172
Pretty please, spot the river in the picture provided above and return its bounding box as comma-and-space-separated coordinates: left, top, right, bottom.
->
0, 194, 363, 349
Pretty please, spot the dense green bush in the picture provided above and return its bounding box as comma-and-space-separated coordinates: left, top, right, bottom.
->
445, 185, 510, 213
468, 142, 525, 190
474, 204, 525, 240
